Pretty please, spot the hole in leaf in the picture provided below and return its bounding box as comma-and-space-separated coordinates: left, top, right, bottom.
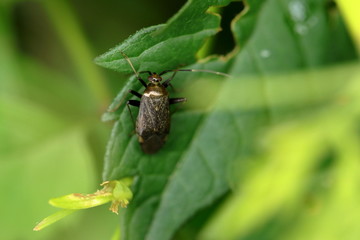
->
203, 1, 245, 56
325, 0, 337, 12
214, 1, 245, 54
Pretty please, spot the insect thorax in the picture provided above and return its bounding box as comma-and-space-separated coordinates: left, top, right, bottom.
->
143, 84, 168, 98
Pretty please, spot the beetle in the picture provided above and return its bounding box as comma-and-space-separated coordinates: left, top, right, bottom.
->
120, 51, 230, 154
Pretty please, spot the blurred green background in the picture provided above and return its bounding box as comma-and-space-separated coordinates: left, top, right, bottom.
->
0, 0, 186, 239
1, 0, 360, 240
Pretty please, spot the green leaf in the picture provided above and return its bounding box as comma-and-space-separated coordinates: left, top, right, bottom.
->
199, 67, 360, 240
49, 193, 113, 209
48, 179, 133, 211
97, 0, 357, 240
94, 0, 233, 74
33, 209, 78, 232
33, 179, 134, 231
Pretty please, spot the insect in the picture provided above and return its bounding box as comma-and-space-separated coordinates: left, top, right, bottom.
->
120, 51, 230, 154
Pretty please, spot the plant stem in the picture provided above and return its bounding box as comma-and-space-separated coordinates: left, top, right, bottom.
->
42, 0, 110, 109
0, 4, 20, 94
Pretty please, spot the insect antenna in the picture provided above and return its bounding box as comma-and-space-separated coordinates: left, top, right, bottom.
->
139, 71, 153, 75
159, 69, 231, 77
120, 51, 141, 78
120, 51, 147, 87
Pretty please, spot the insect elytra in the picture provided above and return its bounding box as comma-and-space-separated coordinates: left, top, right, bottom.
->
120, 51, 230, 154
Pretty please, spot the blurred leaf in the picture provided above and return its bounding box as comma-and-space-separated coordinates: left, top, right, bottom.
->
97, 0, 357, 240
0, 118, 96, 239
0, 43, 110, 240
17, 57, 96, 119
199, 65, 360, 240
0, 5, 23, 95
230, 0, 357, 75
337, 0, 360, 52
42, 0, 110, 107
0, 94, 65, 155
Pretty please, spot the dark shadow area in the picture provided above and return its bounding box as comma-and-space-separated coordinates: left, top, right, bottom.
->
212, 1, 245, 55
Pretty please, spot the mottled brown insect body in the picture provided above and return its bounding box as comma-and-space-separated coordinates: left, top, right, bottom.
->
119, 51, 230, 154
136, 83, 170, 154
124, 69, 186, 154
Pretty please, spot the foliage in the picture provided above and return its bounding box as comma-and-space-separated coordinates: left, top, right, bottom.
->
0, 1, 118, 239
34, 179, 133, 231
95, 0, 359, 240
200, 64, 360, 240
1, 0, 359, 239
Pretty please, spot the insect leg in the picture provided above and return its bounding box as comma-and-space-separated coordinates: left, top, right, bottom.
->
169, 97, 187, 105
170, 98, 187, 114
167, 83, 176, 92
129, 89, 142, 99
162, 70, 179, 88
107, 90, 142, 112
126, 100, 140, 128
127, 100, 140, 107
136, 78, 147, 87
